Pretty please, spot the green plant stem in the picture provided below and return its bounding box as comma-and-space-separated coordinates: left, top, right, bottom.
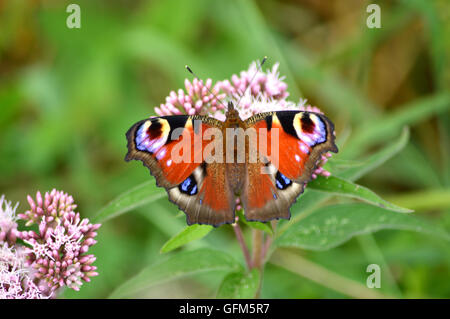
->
261, 220, 277, 261
252, 229, 264, 269
261, 233, 272, 262
256, 221, 278, 299
252, 220, 279, 298
356, 234, 403, 297
271, 249, 395, 299
251, 229, 264, 299
232, 222, 252, 270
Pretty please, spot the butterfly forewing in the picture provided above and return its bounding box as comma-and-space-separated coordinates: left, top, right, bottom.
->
125, 115, 236, 226
241, 111, 338, 222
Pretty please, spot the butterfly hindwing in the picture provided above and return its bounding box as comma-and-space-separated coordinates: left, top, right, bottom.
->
242, 160, 304, 222
167, 161, 236, 226
125, 115, 236, 226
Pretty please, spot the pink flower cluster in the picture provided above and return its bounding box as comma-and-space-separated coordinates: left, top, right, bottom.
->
216, 61, 288, 101
0, 244, 45, 299
154, 60, 332, 178
0, 196, 18, 245
0, 190, 100, 298
155, 78, 227, 119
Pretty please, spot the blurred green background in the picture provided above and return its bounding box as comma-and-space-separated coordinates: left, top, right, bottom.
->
0, 0, 449, 298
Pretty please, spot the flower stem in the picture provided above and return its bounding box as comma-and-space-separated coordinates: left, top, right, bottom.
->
251, 229, 267, 299
261, 220, 277, 262
251, 229, 264, 269
232, 222, 252, 269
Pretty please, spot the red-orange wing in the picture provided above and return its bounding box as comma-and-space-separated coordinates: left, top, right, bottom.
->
241, 111, 338, 222
125, 115, 235, 226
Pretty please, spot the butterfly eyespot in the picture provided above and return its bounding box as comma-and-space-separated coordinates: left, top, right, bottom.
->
300, 114, 315, 134
179, 175, 198, 196
147, 120, 163, 139
292, 113, 328, 147
135, 119, 170, 154
275, 171, 292, 190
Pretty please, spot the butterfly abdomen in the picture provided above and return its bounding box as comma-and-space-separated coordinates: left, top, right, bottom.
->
226, 162, 246, 194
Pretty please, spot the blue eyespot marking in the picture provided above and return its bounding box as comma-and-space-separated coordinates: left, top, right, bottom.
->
181, 178, 191, 191
275, 171, 292, 190
299, 115, 327, 147
276, 180, 283, 189
179, 175, 198, 196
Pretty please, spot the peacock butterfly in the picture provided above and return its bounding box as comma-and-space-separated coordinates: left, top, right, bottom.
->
125, 101, 338, 227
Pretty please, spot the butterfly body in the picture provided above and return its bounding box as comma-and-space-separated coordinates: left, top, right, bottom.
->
126, 103, 337, 226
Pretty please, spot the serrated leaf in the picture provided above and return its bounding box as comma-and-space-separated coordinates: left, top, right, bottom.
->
109, 248, 242, 298
276, 203, 450, 251
160, 224, 213, 253
93, 181, 164, 223
237, 210, 273, 235
307, 175, 412, 213
216, 269, 260, 299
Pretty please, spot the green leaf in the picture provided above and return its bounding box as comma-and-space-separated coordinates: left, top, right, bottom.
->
324, 158, 365, 173
284, 36, 379, 121
338, 127, 410, 181
386, 189, 450, 212
403, 0, 447, 90
344, 93, 450, 158
138, 200, 185, 238
160, 224, 213, 253
269, 250, 392, 299
109, 248, 242, 298
385, 142, 442, 188
276, 203, 450, 251
285, 128, 410, 225
237, 210, 273, 235
307, 175, 413, 213
93, 181, 165, 223
216, 269, 260, 299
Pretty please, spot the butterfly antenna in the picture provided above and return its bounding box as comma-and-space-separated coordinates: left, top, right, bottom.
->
235, 56, 268, 108
185, 65, 228, 110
